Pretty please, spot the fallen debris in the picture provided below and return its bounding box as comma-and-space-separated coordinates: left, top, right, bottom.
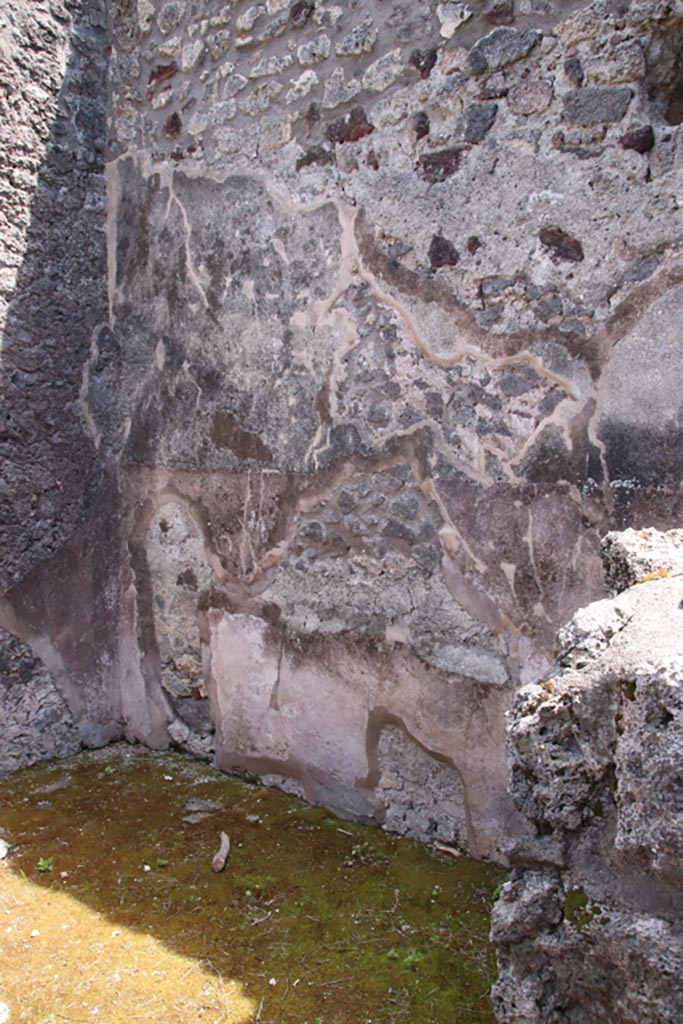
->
183, 797, 224, 825
211, 830, 231, 872
433, 842, 462, 858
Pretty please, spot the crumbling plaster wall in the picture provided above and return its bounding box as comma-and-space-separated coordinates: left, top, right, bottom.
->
95, 0, 683, 859
2, 0, 683, 861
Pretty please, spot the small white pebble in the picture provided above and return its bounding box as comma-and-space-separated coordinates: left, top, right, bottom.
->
143, 864, 151, 872
30, 929, 40, 938
269, 978, 277, 987
163, 775, 173, 781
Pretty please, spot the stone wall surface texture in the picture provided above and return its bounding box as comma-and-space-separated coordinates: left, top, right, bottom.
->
1, 0, 683, 864
0, 0, 122, 770
492, 528, 683, 1023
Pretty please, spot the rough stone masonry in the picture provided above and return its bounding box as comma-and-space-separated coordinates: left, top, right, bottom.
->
492, 528, 683, 1023
1, 0, 682, 870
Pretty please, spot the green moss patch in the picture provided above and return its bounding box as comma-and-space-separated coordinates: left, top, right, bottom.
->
0, 744, 504, 1023
564, 886, 602, 932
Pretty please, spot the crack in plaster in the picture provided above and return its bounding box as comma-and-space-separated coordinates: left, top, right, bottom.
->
79, 325, 104, 451
114, 155, 583, 403
161, 167, 211, 313
105, 153, 125, 326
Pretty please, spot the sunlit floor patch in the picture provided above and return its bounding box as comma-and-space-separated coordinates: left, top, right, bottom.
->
0, 876, 254, 1023
0, 744, 504, 1024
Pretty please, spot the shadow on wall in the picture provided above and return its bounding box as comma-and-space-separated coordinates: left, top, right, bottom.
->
0, 0, 122, 768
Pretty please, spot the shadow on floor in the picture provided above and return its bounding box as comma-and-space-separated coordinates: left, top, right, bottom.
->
0, 743, 504, 1024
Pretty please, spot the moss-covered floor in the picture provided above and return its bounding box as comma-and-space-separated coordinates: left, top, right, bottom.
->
0, 744, 504, 1024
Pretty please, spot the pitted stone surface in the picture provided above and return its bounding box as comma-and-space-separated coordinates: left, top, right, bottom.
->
0, 0, 121, 773
614, 661, 683, 880
0, 628, 80, 776
601, 527, 683, 593
1, 0, 110, 591
492, 529, 683, 1023
377, 725, 468, 847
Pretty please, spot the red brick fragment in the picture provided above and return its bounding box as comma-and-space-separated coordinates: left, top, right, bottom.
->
620, 125, 655, 154
326, 107, 374, 145
148, 61, 178, 86
409, 49, 437, 79
429, 235, 459, 269
163, 112, 182, 138
539, 226, 584, 263
417, 148, 461, 183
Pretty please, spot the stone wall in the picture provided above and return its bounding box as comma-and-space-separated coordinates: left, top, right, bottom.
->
2, 0, 683, 859
491, 528, 683, 1023
96, 0, 683, 859
0, 0, 121, 771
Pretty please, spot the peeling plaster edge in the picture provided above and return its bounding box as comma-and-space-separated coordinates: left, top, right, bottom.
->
0, 599, 86, 722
